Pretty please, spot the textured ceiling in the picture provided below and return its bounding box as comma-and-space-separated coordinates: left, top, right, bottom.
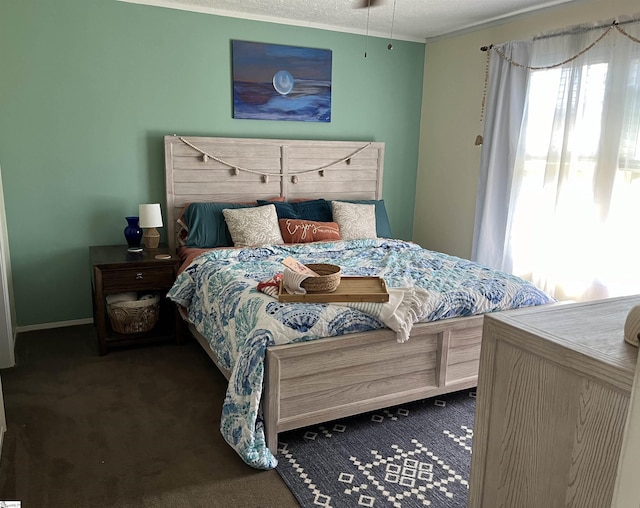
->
120, 0, 582, 41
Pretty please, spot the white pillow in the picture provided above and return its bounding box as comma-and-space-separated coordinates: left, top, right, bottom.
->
331, 201, 377, 240
222, 204, 284, 247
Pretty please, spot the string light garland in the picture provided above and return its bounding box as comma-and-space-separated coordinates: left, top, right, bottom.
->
616, 22, 640, 43
481, 20, 640, 68
475, 46, 491, 146
492, 24, 614, 70
178, 137, 373, 183
477, 19, 640, 146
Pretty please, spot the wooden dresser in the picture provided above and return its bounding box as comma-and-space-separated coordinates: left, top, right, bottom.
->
469, 295, 640, 508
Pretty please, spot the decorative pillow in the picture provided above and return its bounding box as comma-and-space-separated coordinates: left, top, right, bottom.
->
176, 217, 189, 247
177, 197, 284, 248
339, 199, 393, 238
182, 202, 256, 248
257, 198, 333, 222
279, 219, 341, 244
331, 201, 377, 240
222, 204, 284, 247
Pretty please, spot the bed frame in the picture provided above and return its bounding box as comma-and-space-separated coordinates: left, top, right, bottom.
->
164, 135, 483, 453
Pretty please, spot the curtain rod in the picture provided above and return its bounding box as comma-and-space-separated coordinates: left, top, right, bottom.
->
480, 16, 640, 50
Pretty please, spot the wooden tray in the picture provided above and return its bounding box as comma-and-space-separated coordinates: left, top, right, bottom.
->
278, 276, 389, 303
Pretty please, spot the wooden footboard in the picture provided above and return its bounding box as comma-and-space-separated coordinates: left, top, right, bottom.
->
263, 314, 484, 452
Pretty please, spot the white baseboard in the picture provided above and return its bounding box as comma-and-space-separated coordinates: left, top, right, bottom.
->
16, 318, 94, 334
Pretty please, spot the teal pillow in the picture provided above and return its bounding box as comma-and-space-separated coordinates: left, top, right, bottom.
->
339, 200, 393, 238
257, 199, 332, 222
183, 202, 255, 248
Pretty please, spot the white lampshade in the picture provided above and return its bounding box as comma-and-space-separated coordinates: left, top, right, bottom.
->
138, 203, 163, 228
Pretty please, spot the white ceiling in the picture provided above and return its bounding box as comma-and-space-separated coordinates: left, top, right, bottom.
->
120, 0, 582, 42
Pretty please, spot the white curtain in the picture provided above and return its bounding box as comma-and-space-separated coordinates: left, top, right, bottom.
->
471, 41, 531, 273
473, 17, 640, 301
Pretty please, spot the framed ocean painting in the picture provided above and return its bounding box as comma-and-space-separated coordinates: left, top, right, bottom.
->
232, 40, 332, 122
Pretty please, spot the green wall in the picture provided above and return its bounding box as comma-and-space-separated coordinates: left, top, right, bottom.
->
0, 0, 425, 327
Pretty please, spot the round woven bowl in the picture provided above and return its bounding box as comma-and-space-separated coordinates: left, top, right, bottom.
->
301, 263, 342, 293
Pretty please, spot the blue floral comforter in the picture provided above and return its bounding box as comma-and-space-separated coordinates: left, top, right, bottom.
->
167, 238, 554, 469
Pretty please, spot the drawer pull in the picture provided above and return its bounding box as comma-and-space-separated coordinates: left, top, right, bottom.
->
136, 272, 143, 280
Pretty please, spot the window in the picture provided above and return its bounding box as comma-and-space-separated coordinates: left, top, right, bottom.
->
509, 47, 640, 300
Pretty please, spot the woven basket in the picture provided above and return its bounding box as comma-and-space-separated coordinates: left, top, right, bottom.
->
107, 295, 160, 334
301, 264, 341, 293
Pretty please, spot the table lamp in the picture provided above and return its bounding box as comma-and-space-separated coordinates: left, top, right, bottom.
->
139, 203, 163, 249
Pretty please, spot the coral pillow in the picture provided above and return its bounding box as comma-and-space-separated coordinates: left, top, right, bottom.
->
279, 219, 341, 244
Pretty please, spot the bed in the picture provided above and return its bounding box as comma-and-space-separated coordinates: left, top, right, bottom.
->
163, 135, 555, 469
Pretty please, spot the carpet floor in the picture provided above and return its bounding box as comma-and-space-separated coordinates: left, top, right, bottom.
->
0, 325, 298, 508
276, 390, 476, 508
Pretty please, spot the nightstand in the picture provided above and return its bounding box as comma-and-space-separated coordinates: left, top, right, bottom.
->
90, 245, 182, 355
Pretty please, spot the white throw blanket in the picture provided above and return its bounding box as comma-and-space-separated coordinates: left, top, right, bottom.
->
346, 287, 429, 343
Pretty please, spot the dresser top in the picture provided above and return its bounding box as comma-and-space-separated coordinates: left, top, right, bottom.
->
488, 295, 640, 378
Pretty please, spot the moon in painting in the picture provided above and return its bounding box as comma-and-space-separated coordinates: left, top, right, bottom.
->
272, 70, 294, 95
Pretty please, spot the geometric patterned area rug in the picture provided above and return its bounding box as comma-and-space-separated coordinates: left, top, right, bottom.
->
276, 389, 475, 508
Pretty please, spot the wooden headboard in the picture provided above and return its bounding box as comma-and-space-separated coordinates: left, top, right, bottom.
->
164, 135, 385, 252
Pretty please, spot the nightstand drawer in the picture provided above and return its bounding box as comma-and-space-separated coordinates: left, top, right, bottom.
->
101, 266, 176, 292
